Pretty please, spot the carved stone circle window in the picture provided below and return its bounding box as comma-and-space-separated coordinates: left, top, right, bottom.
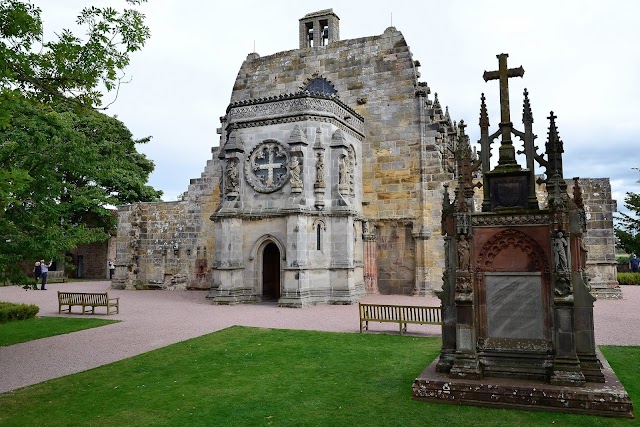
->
244, 140, 290, 193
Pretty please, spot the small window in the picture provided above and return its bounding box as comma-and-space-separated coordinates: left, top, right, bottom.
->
316, 224, 322, 250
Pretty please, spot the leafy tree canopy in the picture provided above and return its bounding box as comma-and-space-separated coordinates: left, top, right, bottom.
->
1, 0, 150, 113
0, 1, 161, 283
615, 170, 640, 256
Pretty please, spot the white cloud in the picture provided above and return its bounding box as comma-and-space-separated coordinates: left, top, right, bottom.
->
32, 1, 640, 203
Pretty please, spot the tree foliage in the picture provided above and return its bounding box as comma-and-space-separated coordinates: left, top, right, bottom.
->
0, 1, 160, 283
615, 173, 640, 256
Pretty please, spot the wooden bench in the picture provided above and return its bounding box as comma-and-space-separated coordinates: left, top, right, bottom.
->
47, 271, 67, 283
58, 291, 119, 315
359, 303, 442, 335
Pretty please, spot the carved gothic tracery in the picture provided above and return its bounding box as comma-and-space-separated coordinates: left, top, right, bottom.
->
477, 228, 548, 272
244, 140, 290, 193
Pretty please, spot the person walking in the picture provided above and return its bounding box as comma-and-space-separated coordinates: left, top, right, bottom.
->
630, 254, 640, 273
33, 261, 41, 290
40, 259, 52, 290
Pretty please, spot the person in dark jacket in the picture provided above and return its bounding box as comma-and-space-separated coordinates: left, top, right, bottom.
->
33, 261, 41, 290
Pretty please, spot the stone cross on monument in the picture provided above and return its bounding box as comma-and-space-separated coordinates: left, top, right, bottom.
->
483, 53, 524, 169
255, 144, 286, 186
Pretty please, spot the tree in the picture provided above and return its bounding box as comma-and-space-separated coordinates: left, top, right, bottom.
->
615, 172, 640, 256
0, 1, 160, 283
1, 0, 150, 114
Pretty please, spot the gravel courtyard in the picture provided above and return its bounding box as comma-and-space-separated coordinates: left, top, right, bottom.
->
1, 281, 638, 394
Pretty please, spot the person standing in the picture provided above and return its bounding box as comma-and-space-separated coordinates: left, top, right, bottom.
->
630, 254, 640, 273
40, 259, 52, 290
108, 260, 115, 279
33, 261, 41, 290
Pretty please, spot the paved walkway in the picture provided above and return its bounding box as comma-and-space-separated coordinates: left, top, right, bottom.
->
0, 281, 638, 394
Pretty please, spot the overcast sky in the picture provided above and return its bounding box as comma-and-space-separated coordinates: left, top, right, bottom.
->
37, 1, 640, 213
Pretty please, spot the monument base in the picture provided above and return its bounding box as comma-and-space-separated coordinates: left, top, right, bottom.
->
412, 349, 633, 418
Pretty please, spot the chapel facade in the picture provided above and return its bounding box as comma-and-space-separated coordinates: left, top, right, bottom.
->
112, 9, 620, 305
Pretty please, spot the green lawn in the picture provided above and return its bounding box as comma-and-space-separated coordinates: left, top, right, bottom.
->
0, 327, 636, 426
0, 316, 118, 346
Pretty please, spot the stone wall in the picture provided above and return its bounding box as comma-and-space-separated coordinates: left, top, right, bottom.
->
113, 151, 221, 290
69, 240, 109, 279
579, 178, 620, 298
229, 27, 454, 294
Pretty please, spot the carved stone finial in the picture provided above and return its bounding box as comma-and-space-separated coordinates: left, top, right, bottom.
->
288, 124, 307, 146
572, 177, 584, 209
434, 92, 441, 110
458, 119, 467, 138
523, 88, 534, 125
314, 127, 323, 149
546, 111, 567, 197
479, 93, 489, 134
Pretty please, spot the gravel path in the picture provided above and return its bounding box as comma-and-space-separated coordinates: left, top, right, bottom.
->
0, 281, 638, 394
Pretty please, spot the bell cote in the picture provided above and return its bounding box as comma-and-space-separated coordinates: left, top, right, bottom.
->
299, 9, 340, 49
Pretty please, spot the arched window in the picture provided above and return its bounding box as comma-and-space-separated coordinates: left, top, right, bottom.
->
305, 77, 337, 96
316, 224, 322, 250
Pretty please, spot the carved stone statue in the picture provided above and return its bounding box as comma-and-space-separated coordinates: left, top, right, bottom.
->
457, 234, 470, 271
225, 158, 239, 193
315, 152, 325, 186
339, 155, 349, 185
290, 155, 302, 188
553, 231, 569, 272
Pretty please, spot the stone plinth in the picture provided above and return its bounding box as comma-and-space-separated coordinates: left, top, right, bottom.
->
413, 349, 633, 418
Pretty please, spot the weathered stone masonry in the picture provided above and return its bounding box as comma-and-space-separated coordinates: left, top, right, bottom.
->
113, 9, 619, 302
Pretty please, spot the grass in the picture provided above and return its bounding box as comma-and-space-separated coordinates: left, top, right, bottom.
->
0, 316, 118, 347
0, 327, 637, 426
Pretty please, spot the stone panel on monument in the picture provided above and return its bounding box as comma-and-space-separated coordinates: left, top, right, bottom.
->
485, 272, 544, 340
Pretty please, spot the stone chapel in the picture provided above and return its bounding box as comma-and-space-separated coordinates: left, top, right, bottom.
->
113, 9, 620, 306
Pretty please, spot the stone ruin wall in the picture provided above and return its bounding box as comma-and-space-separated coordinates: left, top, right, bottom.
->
579, 178, 620, 297
113, 151, 222, 290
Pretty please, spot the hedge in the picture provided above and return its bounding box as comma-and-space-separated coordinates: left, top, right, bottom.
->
0, 301, 39, 323
617, 273, 640, 286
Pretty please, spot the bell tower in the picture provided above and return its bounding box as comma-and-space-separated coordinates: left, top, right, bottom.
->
299, 9, 340, 49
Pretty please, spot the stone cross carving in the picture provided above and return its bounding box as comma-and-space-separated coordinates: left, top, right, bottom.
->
254, 144, 285, 187
483, 53, 524, 167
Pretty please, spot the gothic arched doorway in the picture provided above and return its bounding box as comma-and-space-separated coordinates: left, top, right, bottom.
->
262, 242, 281, 301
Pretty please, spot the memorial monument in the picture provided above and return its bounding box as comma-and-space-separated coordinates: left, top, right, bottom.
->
412, 54, 633, 417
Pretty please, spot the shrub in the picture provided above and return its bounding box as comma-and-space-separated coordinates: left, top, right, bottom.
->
0, 302, 39, 323
617, 273, 640, 286
617, 255, 631, 265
